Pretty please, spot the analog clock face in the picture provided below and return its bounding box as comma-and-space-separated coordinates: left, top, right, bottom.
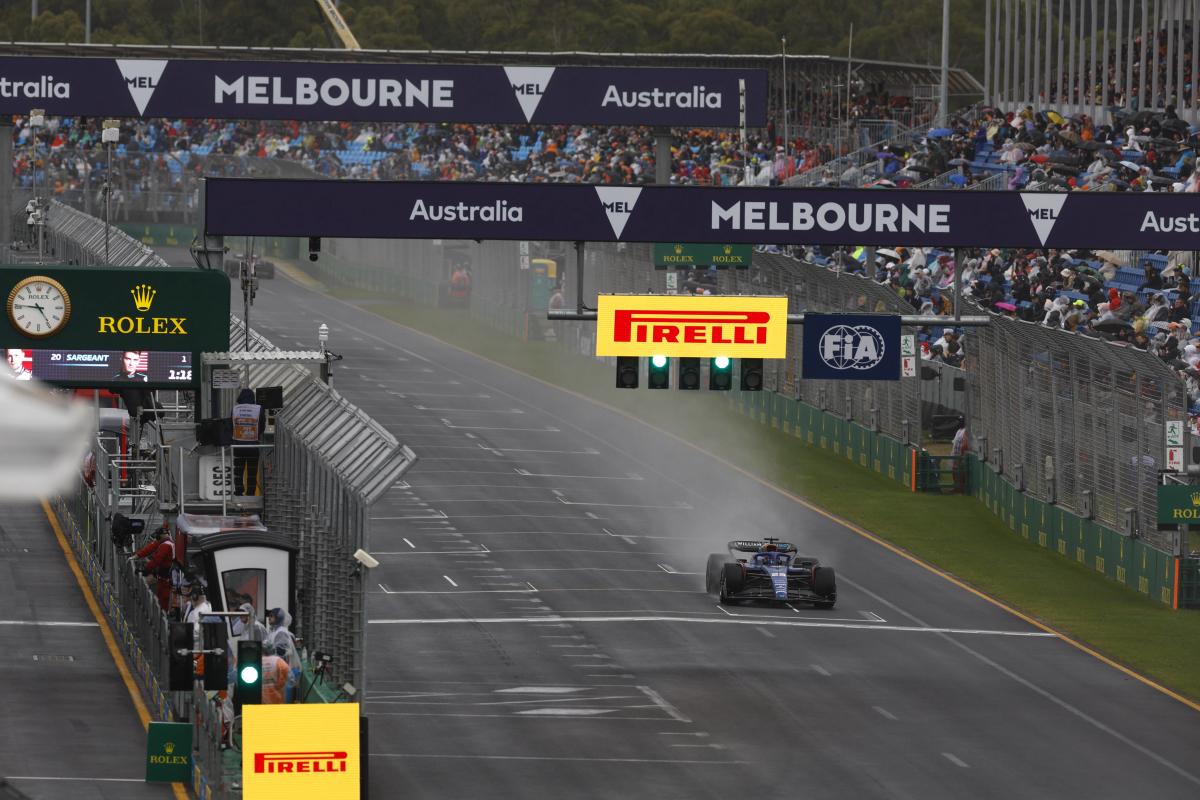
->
7, 276, 71, 339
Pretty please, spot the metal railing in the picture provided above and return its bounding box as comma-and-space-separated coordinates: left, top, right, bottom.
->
12, 187, 166, 266
266, 380, 417, 701
964, 296, 1185, 550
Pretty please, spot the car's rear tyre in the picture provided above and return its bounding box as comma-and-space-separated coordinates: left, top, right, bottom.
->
812, 565, 836, 602
706, 553, 734, 594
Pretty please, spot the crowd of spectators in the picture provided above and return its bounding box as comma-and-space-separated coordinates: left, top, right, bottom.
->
793, 242, 1200, 410
13, 94, 1198, 201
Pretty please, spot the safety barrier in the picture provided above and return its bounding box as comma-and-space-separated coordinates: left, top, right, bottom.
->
725, 385, 1197, 608
50, 485, 234, 799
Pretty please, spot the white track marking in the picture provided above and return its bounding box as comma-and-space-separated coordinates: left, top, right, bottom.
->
756, 627, 775, 638
557, 498, 692, 509
368, 616, 1058, 637
402, 539, 415, 548
943, 753, 969, 768
515, 469, 642, 480
811, 665, 830, 676
873, 706, 897, 720
442, 576, 458, 587
637, 686, 691, 722
479, 445, 599, 454
370, 754, 743, 764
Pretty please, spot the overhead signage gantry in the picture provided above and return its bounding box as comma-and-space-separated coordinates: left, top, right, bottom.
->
197, 161, 1200, 392
0, 55, 767, 126
202, 178, 1200, 249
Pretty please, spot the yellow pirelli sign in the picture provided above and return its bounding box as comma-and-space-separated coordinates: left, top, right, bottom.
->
596, 295, 788, 357
244, 703, 360, 799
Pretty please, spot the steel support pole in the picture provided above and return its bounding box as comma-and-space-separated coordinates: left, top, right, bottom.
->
1141, 0, 1150, 112
0, 119, 11, 249
1152, 0, 1160, 108
940, 0, 951, 123
1192, 0, 1199, 121
655, 126, 672, 186
1025, 0, 1032, 106
865, 245, 877, 280
954, 248, 964, 322
575, 241, 586, 314
986, 0, 993, 105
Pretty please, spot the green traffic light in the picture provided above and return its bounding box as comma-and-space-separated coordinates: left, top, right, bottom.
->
240, 665, 260, 683
714, 356, 730, 369
651, 355, 667, 368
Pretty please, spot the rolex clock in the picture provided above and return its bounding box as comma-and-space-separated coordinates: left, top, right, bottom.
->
7, 275, 71, 339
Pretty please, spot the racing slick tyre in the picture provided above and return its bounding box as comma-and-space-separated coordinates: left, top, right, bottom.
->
720, 562, 745, 601
812, 565, 837, 608
706, 553, 734, 594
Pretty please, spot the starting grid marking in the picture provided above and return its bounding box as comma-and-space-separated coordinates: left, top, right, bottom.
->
368, 616, 1056, 637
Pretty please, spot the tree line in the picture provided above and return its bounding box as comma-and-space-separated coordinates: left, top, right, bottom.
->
3, 0, 987, 80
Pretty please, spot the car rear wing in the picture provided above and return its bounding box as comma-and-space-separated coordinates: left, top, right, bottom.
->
727, 540, 798, 554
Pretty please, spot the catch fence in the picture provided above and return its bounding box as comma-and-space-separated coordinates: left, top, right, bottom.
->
964, 296, 1185, 552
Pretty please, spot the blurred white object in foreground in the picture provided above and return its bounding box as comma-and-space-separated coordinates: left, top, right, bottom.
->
0, 379, 93, 499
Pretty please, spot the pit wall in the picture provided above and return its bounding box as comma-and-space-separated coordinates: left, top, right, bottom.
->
274, 240, 1197, 611
726, 387, 1199, 610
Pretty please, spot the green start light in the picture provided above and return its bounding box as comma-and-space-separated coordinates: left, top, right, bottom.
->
240, 665, 260, 683
651, 355, 668, 368
714, 356, 730, 369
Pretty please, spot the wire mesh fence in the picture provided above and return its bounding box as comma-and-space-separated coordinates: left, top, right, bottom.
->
266, 380, 417, 700
964, 296, 1186, 550
11, 187, 168, 266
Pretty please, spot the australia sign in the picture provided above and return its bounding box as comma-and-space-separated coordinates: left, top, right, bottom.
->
0, 56, 767, 126
204, 179, 1200, 250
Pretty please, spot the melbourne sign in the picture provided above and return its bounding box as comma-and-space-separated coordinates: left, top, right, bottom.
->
243, 703, 360, 800
0, 265, 230, 352
204, 180, 1200, 249
0, 56, 766, 126
1157, 484, 1200, 525
654, 243, 752, 269
595, 295, 788, 358
802, 314, 901, 381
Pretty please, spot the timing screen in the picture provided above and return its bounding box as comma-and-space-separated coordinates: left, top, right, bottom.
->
4, 349, 193, 383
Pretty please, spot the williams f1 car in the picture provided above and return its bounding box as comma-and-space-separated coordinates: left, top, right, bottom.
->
706, 538, 836, 608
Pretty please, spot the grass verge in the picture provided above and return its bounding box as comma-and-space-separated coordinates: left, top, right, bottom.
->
317, 280, 1200, 702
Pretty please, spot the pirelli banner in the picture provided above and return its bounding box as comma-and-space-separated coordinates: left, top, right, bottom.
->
243, 703, 361, 799
596, 295, 788, 358
0, 56, 766, 126
205, 179, 1200, 249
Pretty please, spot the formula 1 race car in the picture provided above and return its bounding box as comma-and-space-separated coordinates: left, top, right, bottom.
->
706, 538, 836, 608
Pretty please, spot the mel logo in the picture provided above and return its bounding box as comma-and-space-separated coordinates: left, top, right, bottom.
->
1019, 194, 1068, 246
503, 67, 556, 122
595, 187, 643, 238
116, 60, 168, 115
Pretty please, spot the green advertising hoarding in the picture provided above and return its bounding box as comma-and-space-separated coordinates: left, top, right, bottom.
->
654, 243, 752, 269
1157, 484, 1200, 524
145, 721, 193, 783
1, 266, 230, 388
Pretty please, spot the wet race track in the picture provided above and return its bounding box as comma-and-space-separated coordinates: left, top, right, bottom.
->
160, 250, 1200, 800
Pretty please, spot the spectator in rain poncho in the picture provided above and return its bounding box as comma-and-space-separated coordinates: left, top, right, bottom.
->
231, 602, 269, 642
266, 608, 300, 668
